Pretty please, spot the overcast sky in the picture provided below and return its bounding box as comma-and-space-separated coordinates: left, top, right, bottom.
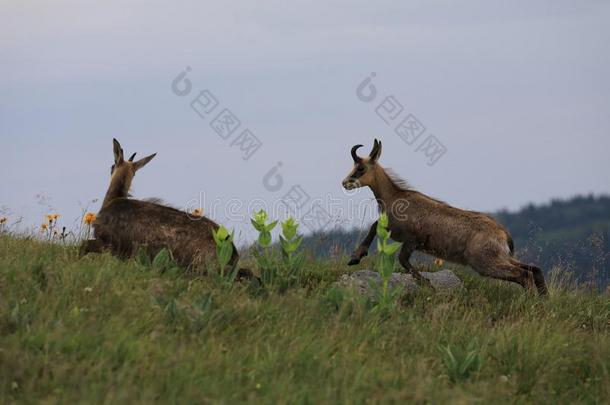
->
1, 0, 609, 242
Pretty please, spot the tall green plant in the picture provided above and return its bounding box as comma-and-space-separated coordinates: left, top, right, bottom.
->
251, 209, 278, 285
251, 209, 278, 248
373, 213, 403, 311
279, 217, 304, 285
250, 210, 304, 289
211, 225, 238, 282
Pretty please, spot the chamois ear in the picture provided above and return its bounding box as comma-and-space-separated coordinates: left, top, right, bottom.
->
133, 153, 157, 171
369, 139, 382, 162
113, 138, 124, 165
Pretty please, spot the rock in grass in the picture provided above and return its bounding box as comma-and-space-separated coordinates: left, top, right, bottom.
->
334, 269, 463, 298
421, 270, 464, 292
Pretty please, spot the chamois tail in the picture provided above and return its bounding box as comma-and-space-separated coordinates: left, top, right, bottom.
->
507, 234, 515, 255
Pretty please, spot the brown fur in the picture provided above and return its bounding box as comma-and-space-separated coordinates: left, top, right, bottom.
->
82, 139, 243, 275
343, 139, 547, 295
88, 198, 237, 270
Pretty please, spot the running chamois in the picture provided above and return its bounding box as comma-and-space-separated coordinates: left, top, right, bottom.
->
342, 139, 547, 295
82, 139, 245, 276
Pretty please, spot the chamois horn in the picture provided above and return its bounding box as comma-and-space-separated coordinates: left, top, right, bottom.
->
351, 144, 364, 163
128, 152, 137, 162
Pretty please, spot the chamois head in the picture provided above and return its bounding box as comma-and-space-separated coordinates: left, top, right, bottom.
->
342, 139, 382, 190
102, 139, 156, 208
110, 138, 156, 175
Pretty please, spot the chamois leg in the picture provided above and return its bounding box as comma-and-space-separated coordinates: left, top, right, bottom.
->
471, 257, 536, 292
228, 249, 256, 281
398, 245, 425, 283
348, 220, 378, 266
511, 259, 548, 296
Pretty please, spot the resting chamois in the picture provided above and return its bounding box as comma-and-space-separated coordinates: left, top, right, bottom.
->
82, 139, 243, 275
342, 139, 547, 295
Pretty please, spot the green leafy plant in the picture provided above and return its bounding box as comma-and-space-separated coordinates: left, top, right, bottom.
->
372, 213, 403, 311
152, 248, 174, 271
250, 210, 304, 289
251, 209, 278, 248
278, 217, 304, 285
439, 340, 483, 383
211, 225, 238, 282
250, 209, 278, 286
152, 292, 215, 331
135, 246, 152, 267
136, 247, 183, 275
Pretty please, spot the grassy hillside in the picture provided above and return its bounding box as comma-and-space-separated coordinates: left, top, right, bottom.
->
1, 236, 609, 404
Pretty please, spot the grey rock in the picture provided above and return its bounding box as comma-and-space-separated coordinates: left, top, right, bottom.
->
420, 270, 464, 292
334, 269, 463, 298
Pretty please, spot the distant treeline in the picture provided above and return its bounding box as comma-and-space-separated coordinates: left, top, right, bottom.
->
302, 194, 610, 289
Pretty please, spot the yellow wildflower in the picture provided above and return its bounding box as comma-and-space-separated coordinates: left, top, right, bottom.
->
434, 258, 445, 267
83, 212, 97, 225
40, 223, 48, 231
45, 213, 60, 223
0, 216, 7, 225
192, 208, 203, 217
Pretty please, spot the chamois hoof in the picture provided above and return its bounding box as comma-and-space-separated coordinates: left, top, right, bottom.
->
236, 268, 256, 281
347, 257, 361, 266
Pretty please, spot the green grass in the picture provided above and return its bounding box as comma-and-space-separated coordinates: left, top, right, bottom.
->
1, 236, 609, 404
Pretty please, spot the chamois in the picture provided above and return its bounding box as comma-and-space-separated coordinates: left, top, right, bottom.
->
82, 139, 245, 276
342, 139, 547, 295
